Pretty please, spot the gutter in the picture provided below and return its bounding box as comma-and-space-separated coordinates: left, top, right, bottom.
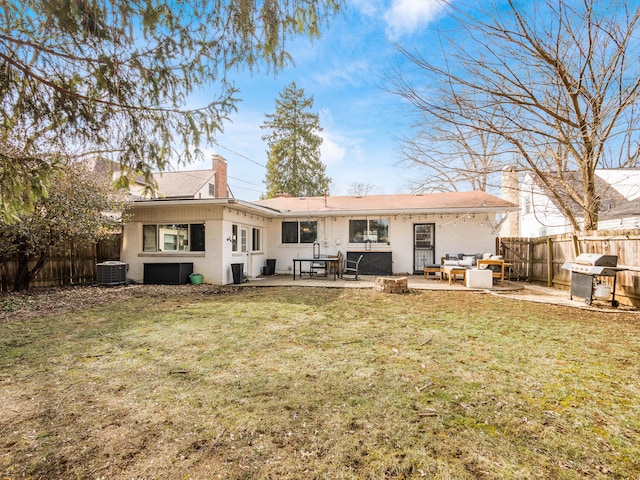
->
274, 206, 519, 218
130, 198, 282, 217
130, 198, 518, 218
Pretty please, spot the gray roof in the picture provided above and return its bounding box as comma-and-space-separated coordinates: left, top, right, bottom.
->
531, 169, 640, 221
153, 170, 215, 199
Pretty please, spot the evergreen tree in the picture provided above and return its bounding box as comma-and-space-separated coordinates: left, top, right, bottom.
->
261, 82, 331, 198
0, 0, 342, 219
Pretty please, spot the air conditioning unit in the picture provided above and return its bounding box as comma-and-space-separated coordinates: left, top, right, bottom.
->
96, 261, 128, 286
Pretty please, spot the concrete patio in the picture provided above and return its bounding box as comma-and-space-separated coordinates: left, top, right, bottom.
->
240, 273, 638, 313
244, 273, 521, 291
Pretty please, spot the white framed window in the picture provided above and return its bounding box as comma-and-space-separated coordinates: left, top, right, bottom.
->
143, 224, 205, 252
252, 228, 261, 252
349, 219, 389, 243
281, 221, 317, 244
231, 224, 238, 252
240, 227, 248, 253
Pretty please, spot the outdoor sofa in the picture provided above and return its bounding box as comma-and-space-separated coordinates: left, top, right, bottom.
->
424, 253, 507, 286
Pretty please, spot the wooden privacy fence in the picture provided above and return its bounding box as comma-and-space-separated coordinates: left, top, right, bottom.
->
499, 229, 640, 307
0, 234, 121, 292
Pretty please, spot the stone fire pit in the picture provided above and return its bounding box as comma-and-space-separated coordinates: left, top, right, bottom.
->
374, 277, 409, 294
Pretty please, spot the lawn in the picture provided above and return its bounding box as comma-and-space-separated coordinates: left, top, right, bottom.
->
1, 285, 639, 479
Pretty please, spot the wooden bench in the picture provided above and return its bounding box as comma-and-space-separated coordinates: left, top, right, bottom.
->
441, 266, 467, 285
423, 265, 442, 280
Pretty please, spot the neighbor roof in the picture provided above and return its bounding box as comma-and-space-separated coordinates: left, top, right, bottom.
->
255, 191, 517, 216
529, 169, 640, 221
153, 170, 215, 199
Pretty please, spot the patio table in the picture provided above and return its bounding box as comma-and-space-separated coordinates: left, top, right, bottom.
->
292, 257, 340, 280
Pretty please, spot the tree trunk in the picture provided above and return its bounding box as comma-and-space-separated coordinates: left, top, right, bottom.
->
12, 253, 47, 291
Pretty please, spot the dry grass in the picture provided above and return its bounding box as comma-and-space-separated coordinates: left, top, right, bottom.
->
1, 285, 639, 479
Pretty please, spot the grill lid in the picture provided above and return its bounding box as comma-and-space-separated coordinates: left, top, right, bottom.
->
561, 253, 626, 276
574, 253, 618, 267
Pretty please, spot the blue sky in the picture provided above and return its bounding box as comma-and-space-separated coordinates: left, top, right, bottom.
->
184, 1, 451, 200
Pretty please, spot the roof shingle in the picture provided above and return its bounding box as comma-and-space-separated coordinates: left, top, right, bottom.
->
255, 191, 516, 215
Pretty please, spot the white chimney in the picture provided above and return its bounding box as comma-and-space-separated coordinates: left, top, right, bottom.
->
500, 166, 520, 237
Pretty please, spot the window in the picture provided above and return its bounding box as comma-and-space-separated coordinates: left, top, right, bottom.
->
281, 221, 317, 244
282, 222, 298, 243
231, 224, 238, 252
240, 227, 248, 253
300, 221, 317, 243
349, 219, 389, 243
143, 224, 205, 252
209, 183, 215, 197
252, 228, 261, 251
190, 224, 205, 251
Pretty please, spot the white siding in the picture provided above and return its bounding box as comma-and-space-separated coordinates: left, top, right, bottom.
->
262, 215, 497, 274
121, 202, 502, 284
121, 204, 270, 285
519, 174, 572, 237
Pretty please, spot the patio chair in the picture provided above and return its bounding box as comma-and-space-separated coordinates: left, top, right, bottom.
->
342, 254, 363, 280
329, 251, 343, 277
477, 258, 505, 287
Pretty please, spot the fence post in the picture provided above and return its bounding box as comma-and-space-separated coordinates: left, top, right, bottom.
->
547, 237, 553, 287
527, 241, 534, 282
572, 234, 580, 257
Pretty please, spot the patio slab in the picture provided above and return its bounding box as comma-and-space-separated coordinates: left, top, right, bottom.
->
241, 274, 638, 313
243, 274, 522, 291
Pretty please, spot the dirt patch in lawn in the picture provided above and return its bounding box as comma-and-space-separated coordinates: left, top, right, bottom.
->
0, 284, 238, 324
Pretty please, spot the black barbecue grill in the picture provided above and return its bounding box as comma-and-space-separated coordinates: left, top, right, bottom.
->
561, 254, 627, 307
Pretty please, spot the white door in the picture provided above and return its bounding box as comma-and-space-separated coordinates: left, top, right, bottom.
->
414, 223, 435, 273
240, 226, 251, 275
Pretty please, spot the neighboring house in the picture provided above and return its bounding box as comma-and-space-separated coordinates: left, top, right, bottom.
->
150, 155, 230, 200
120, 180, 518, 285
506, 169, 640, 237
85, 154, 230, 200
83, 156, 148, 200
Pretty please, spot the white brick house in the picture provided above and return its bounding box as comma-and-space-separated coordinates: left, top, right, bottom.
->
120, 188, 517, 285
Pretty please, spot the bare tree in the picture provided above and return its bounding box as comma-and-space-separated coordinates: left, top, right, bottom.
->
347, 182, 376, 196
393, 0, 640, 231
398, 106, 509, 194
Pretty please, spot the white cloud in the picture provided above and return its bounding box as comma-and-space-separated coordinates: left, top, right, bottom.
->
319, 109, 347, 166
320, 131, 347, 166
351, 0, 385, 17
311, 60, 371, 89
383, 0, 448, 40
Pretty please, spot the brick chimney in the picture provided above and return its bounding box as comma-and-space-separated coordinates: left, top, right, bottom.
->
212, 154, 229, 198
